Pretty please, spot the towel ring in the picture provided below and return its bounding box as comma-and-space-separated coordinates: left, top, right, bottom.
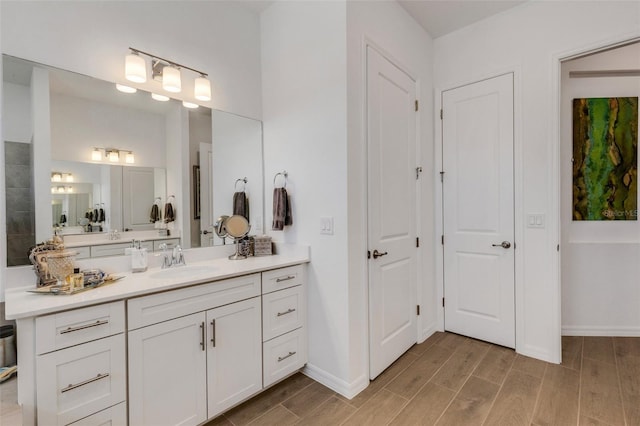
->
167, 195, 175, 201
274, 171, 288, 188
235, 177, 248, 192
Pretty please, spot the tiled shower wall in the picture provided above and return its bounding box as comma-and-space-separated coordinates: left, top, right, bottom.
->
4, 141, 35, 266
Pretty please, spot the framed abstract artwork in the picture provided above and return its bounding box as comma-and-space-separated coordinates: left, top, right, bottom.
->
573, 97, 638, 220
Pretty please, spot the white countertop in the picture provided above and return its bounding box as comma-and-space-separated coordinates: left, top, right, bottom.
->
5, 245, 309, 320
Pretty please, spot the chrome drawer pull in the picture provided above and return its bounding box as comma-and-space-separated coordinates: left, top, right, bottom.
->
276, 275, 295, 283
277, 351, 297, 362
60, 319, 109, 334
61, 373, 110, 393
277, 308, 296, 317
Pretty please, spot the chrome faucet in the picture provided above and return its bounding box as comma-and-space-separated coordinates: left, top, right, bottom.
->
159, 243, 186, 269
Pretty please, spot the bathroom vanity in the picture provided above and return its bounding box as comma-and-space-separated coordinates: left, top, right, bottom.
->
4, 246, 309, 426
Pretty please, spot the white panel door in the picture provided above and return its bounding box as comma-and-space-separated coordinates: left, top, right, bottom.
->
442, 73, 515, 348
207, 297, 262, 418
199, 143, 214, 247
367, 46, 418, 379
122, 166, 155, 231
128, 313, 207, 426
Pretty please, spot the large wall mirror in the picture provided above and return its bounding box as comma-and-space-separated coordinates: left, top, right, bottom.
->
2, 55, 264, 266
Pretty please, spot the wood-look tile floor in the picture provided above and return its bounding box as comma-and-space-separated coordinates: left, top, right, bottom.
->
1, 333, 638, 425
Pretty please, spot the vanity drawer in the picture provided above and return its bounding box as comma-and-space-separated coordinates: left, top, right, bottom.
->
263, 327, 307, 387
36, 301, 125, 355
73, 246, 91, 260
67, 402, 127, 426
262, 285, 304, 341
90, 243, 131, 258
36, 334, 126, 426
262, 265, 304, 294
128, 273, 261, 330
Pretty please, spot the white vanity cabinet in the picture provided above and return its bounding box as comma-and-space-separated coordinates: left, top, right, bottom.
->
34, 301, 127, 426
127, 273, 263, 425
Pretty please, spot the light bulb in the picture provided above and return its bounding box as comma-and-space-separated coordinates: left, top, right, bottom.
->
125, 52, 147, 83
162, 66, 181, 93
183, 101, 199, 109
116, 83, 137, 93
151, 93, 170, 102
125, 152, 135, 164
194, 76, 211, 101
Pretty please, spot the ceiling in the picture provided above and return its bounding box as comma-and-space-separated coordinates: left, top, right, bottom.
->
237, 0, 526, 38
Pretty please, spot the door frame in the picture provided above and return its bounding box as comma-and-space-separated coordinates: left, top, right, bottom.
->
435, 68, 524, 354
363, 39, 423, 375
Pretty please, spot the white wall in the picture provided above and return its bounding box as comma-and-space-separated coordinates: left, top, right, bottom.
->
50, 93, 166, 167
561, 43, 640, 335
3, 82, 31, 142
346, 0, 434, 391
0, 1, 262, 119
434, 1, 640, 362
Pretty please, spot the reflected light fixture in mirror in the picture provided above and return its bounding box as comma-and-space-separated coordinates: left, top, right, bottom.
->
125, 152, 135, 164
116, 83, 137, 93
125, 51, 147, 83
91, 148, 103, 161
151, 93, 170, 102
51, 172, 62, 182
183, 101, 199, 109
107, 150, 120, 162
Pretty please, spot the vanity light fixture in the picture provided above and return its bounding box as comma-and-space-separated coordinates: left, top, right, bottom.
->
151, 93, 170, 102
125, 152, 135, 164
51, 173, 62, 182
125, 47, 210, 101
91, 148, 103, 161
116, 83, 137, 94
182, 101, 199, 109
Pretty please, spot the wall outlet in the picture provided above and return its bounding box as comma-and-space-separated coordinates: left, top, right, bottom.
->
320, 217, 334, 235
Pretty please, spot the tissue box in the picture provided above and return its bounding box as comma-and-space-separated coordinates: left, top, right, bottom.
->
253, 235, 272, 256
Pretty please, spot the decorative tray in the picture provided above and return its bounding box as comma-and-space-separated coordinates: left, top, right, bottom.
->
27, 274, 124, 295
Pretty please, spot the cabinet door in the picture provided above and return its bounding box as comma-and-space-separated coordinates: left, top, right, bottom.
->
207, 297, 262, 418
128, 312, 207, 426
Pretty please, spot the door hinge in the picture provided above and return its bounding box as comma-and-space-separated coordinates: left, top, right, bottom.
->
416, 166, 423, 180
440, 171, 445, 182
415, 100, 419, 111
442, 298, 445, 307
367, 250, 371, 259
440, 109, 443, 120
441, 235, 444, 245
416, 237, 420, 248
557, 244, 560, 252
416, 305, 420, 315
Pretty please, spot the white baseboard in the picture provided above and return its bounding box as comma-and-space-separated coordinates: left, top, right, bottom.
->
302, 363, 369, 399
562, 325, 640, 337
418, 323, 440, 343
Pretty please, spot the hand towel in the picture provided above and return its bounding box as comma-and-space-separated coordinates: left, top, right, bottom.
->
272, 188, 292, 231
93, 208, 99, 222
233, 192, 250, 222
59, 214, 67, 225
150, 204, 160, 223
164, 202, 175, 223
98, 208, 105, 223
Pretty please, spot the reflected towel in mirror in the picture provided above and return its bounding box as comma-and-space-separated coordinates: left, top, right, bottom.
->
272, 188, 292, 231
233, 192, 250, 222
164, 202, 175, 223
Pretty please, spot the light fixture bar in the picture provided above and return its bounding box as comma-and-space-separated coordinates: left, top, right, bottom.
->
129, 47, 208, 77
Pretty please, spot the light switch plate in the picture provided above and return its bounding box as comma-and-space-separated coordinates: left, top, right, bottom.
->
527, 214, 545, 228
320, 217, 334, 235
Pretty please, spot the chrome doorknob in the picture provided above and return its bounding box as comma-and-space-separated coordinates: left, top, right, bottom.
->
372, 249, 388, 259
492, 241, 511, 249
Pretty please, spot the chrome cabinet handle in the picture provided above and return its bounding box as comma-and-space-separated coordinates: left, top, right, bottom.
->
277, 308, 296, 317
200, 322, 205, 351
492, 241, 511, 249
276, 275, 295, 283
211, 320, 216, 347
372, 250, 388, 259
61, 373, 110, 393
60, 319, 109, 334
277, 351, 297, 362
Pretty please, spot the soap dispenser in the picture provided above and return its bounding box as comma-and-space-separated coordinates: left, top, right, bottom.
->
127, 240, 148, 273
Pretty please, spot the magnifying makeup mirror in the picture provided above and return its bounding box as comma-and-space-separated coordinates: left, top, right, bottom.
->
215, 215, 251, 260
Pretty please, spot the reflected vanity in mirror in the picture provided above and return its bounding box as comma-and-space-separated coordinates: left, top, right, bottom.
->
2, 54, 264, 266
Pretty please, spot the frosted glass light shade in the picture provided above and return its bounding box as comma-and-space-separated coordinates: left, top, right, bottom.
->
151, 93, 170, 102
91, 148, 102, 161
52, 173, 62, 182
125, 152, 135, 164
65, 174, 74, 182
116, 83, 137, 93
125, 53, 147, 83
108, 150, 120, 162
194, 76, 211, 101
163, 66, 181, 93
182, 101, 199, 109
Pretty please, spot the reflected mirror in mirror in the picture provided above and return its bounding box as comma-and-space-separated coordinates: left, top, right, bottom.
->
3, 54, 264, 266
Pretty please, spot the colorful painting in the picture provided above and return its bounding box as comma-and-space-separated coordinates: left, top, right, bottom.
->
573, 97, 638, 220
